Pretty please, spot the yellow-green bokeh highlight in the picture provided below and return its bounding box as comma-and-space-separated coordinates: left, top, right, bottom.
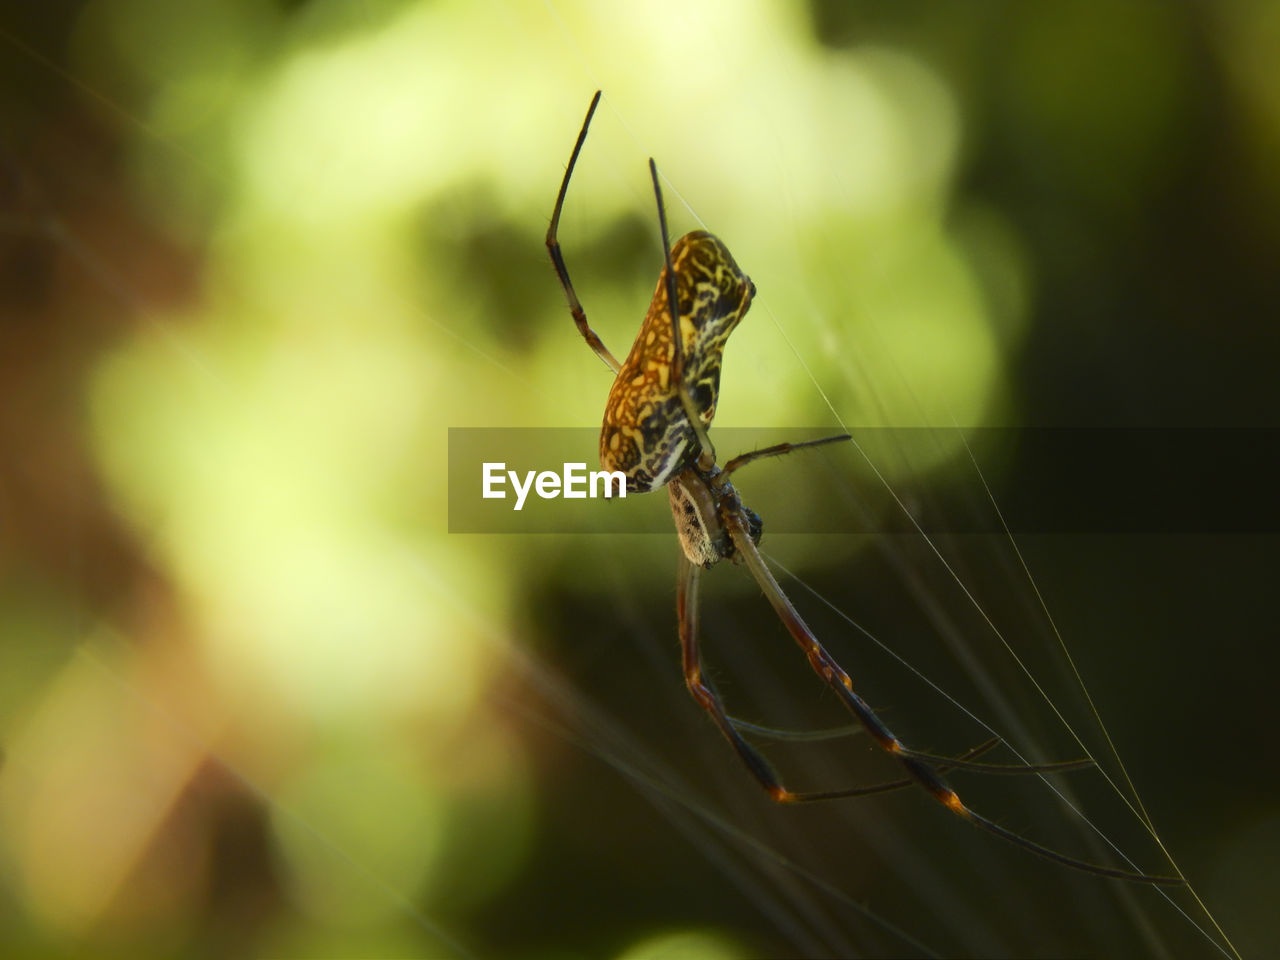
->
615, 927, 745, 960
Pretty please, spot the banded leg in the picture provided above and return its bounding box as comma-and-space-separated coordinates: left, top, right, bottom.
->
677, 553, 1049, 803
720, 506, 1183, 885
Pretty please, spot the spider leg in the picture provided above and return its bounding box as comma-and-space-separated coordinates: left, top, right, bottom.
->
720, 509, 1183, 885
679, 551, 785, 790
681, 556, 1022, 803
725, 722, 1085, 775
547, 90, 621, 374
775, 738, 1007, 803
649, 158, 717, 470
727, 718, 866, 743
722, 433, 852, 478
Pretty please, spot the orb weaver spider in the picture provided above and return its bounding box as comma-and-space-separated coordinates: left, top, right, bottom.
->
546, 91, 1180, 886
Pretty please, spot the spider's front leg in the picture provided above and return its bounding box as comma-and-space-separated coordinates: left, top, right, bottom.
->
546, 89, 621, 374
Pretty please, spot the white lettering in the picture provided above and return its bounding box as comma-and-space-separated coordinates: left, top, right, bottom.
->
484, 462, 629, 508
591, 469, 627, 499
510, 469, 535, 511
482, 462, 506, 498
563, 462, 587, 498
535, 470, 561, 499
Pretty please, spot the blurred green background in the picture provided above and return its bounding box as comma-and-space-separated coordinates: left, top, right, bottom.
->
1, 1, 1277, 957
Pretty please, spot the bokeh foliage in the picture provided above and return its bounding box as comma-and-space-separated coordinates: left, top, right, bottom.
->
1, 1, 1277, 957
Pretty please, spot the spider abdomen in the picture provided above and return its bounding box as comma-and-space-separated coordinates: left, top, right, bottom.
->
599, 230, 755, 492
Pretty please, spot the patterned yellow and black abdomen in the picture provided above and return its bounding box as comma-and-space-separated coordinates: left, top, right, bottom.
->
599, 230, 755, 492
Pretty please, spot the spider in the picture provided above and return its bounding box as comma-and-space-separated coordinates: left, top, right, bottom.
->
545, 91, 1180, 886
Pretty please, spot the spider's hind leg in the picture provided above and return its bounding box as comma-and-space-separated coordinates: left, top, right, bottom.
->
679, 555, 1092, 804
678, 552, 952, 802
716, 508, 1183, 885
